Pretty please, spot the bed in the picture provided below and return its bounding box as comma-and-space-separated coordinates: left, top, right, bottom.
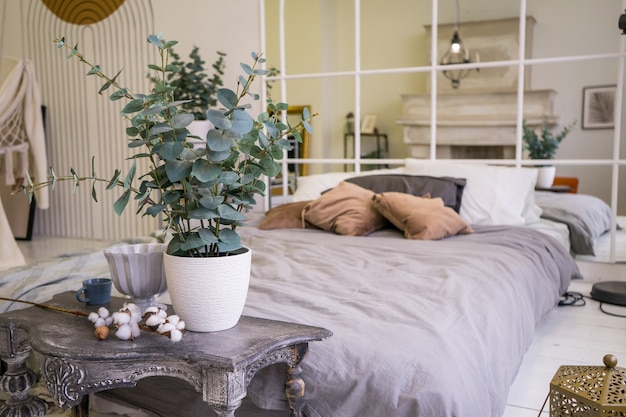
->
0, 161, 586, 417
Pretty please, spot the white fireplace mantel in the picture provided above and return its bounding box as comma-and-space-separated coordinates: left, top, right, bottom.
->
397, 89, 557, 159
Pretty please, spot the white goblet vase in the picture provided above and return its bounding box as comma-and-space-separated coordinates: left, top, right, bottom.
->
103, 243, 168, 311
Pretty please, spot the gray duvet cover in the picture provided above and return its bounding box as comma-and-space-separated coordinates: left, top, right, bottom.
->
0, 224, 580, 417
238, 225, 579, 417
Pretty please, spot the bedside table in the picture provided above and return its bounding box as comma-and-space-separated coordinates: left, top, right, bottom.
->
0, 292, 331, 417
535, 184, 572, 193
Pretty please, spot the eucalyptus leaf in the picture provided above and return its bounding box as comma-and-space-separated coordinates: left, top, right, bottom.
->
121, 99, 145, 115
171, 113, 194, 129
206, 129, 235, 152
216, 228, 241, 252
146, 204, 167, 217
149, 123, 173, 136
230, 109, 254, 135
217, 88, 238, 109
110, 89, 128, 101
199, 195, 223, 210
159, 142, 184, 161
165, 160, 193, 183
180, 233, 205, 251
123, 160, 137, 188
207, 109, 232, 130
192, 159, 221, 182
188, 207, 219, 219
218, 171, 240, 185
113, 189, 132, 215
198, 228, 219, 244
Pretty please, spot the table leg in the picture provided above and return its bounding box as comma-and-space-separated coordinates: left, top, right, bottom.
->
210, 400, 241, 417
69, 395, 89, 417
285, 343, 308, 417
0, 324, 47, 417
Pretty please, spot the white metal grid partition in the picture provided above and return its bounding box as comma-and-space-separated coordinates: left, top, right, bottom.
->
260, 0, 625, 263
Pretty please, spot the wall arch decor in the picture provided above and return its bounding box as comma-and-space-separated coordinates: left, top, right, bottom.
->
41, 0, 125, 25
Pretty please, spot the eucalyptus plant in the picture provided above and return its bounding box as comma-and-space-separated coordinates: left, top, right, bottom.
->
161, 46, 227, 120
522, 119, 576, 160
21, 33, 313, 257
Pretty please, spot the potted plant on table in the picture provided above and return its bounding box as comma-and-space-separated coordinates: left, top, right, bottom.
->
522, 118, 576, 188
21, 33, 313, 332
154, 46, 227, 139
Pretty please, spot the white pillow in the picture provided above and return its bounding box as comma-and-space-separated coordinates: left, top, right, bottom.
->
404, 159, 538, 226
291, 167, 405, 202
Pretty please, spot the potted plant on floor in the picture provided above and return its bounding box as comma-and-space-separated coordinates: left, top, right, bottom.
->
21, 33, 313, 332
522, 118, 576, 188
154, 46, 227, 140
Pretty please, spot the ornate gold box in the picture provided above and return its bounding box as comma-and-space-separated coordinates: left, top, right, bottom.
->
549, 354, 626, 416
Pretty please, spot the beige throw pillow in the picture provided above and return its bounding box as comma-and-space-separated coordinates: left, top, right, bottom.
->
303, 181, 387, 236
258, 201, 310, 229
372, 192, 473, 240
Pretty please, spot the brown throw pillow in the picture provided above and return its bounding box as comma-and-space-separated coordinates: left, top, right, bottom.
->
303, 181, 387, 236
258, 201, 311, 229
372, 192, 473, 240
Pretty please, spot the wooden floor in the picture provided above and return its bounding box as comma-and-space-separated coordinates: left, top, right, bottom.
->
503, 262, 626, 417
15, 238, 626, 417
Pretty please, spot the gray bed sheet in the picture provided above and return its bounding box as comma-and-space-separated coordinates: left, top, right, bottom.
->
0, 225, 580, 417
534, 191, 613, 256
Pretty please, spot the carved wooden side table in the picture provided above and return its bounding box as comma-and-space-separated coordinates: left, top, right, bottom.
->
0, 292, 331, 417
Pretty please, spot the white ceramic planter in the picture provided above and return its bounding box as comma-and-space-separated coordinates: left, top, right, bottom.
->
536, 165, 557, 188
103, 243, 168, 310
163, 248, 251, 332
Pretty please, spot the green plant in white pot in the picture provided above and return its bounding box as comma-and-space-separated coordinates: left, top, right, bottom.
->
522, 119, 575, 188
154, 46, 227, 141
21, 34, 313, 332
167, 47, 226, 120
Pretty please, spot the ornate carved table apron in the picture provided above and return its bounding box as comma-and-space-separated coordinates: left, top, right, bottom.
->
0, 292, 331, 417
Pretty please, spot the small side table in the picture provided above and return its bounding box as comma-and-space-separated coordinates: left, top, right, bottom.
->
343, 132, 389, 170
0, 292, 331, 417
535, 184, 572, 193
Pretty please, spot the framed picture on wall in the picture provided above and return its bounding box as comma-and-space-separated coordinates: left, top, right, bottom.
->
582, 85, 616, 129
361, 114, 378, 134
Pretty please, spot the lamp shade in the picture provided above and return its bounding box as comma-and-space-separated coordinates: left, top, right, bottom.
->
549, 354, 626, 416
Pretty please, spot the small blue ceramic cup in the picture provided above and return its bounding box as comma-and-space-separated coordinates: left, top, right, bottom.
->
76, 278, 112, 305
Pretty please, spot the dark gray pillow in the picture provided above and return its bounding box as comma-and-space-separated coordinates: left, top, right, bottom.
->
344, 174, 466, 213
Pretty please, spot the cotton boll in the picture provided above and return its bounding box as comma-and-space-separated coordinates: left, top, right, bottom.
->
130, 321, 141, 338
145, 314, 165, 328
112, 311, 131, 325
166, 315, 180, 326
144, 306, 160, 316
175, 320, 185, 331
88, 312, 100, 323
97, 306, 110, 319
169, 328, 183, 342
157, 322, 175, 334
93, 317, 106, 328
115, 324, 132, 341
123, 303, 142, 322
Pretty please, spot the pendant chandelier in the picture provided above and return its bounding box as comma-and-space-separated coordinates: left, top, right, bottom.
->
440, 0, 479, 89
